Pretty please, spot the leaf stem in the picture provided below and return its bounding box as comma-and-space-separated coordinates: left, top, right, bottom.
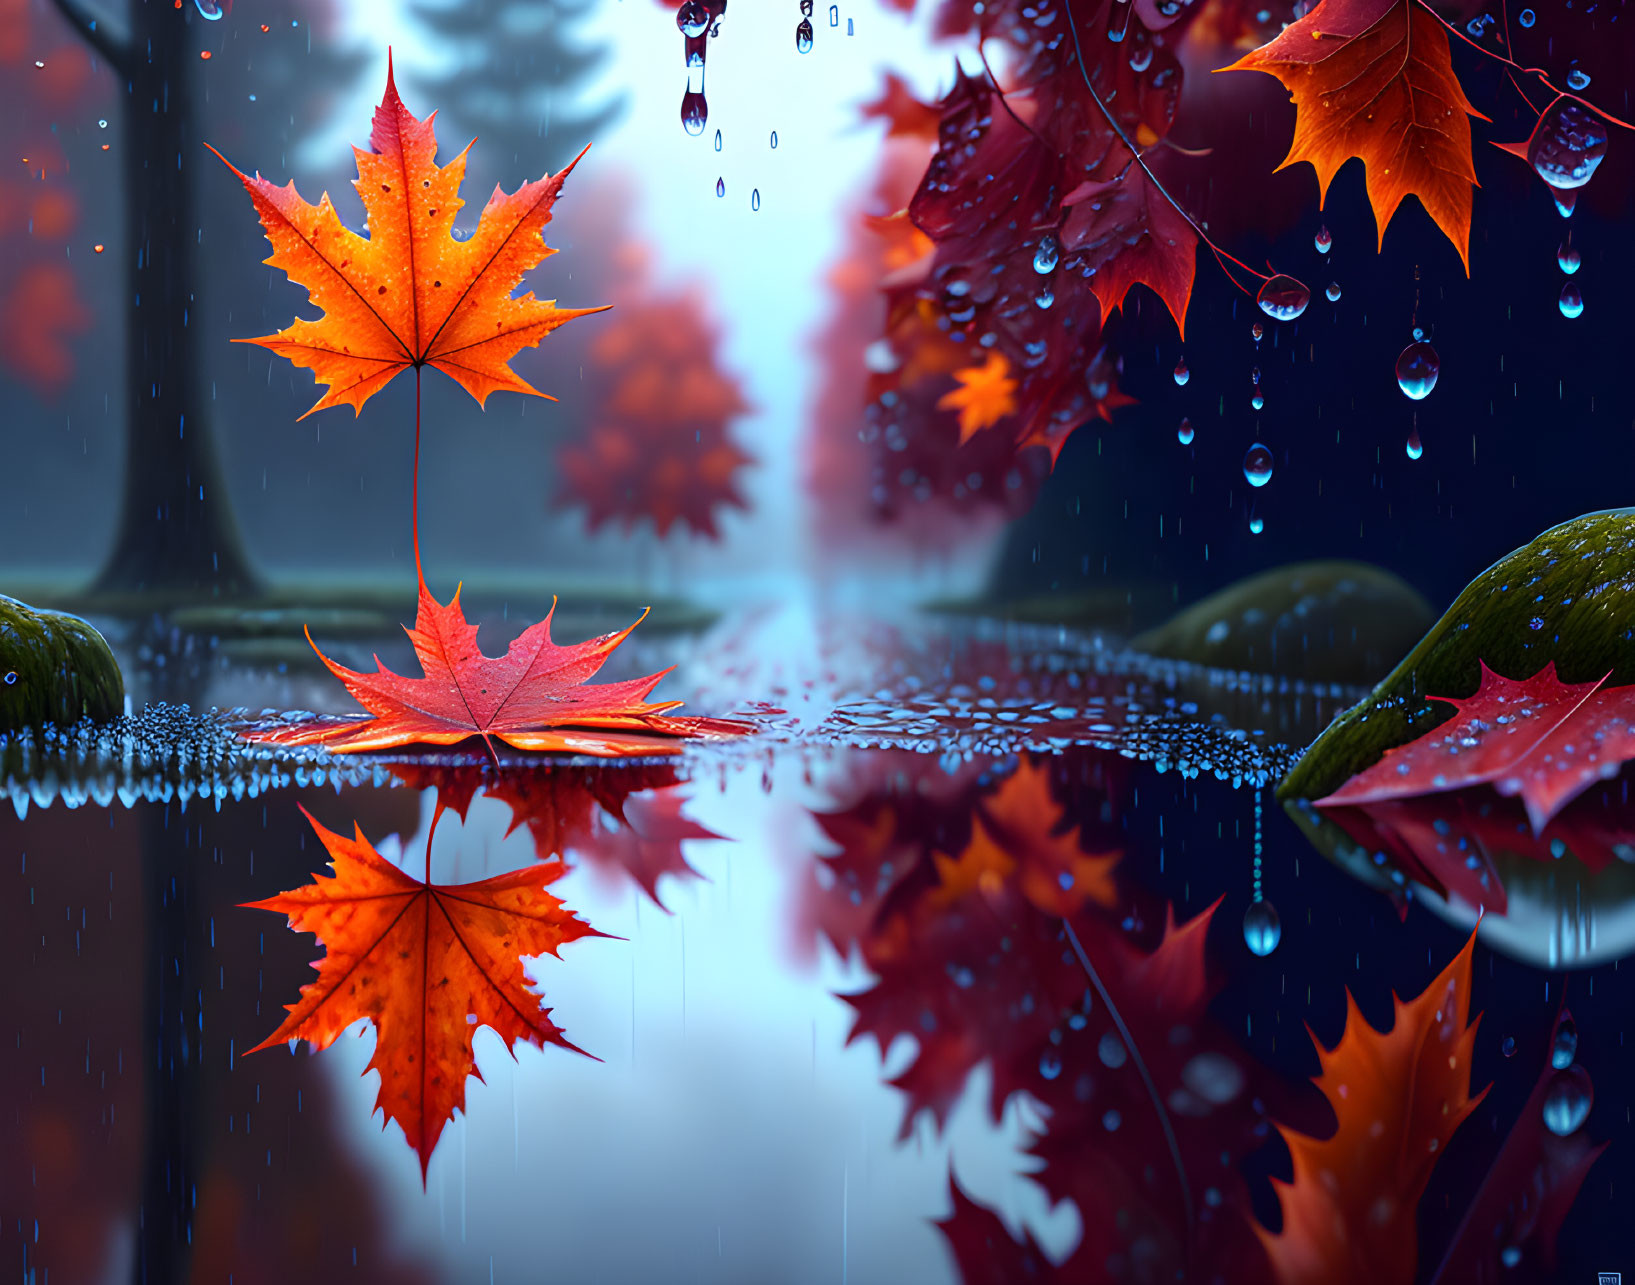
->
413, 364, 424, 586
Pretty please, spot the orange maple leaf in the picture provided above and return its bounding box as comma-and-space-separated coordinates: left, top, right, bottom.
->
244, 807, 600, 1178
937, 351, 1019, 443
1259, 928, 1488, 1284
1222, 0, 1484, 271
238, 572, 753, 757
210, 54, 606, 420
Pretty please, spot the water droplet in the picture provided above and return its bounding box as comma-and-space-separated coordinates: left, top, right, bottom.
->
194, 0, 224, 16
1559, 281, 1584, 318
1243, 900, 1280, 954
1177, 417, 1195, 444
770, 130, 778, 149
1412, 326, 1424, 340
1098, 1032, 1128, 1068
1257, 274, 1310, 321
1552, 1016, 1579, 1069
677, 0, 711, 36
1501, 1034, 1517, 1057
1566, 64, 1591, 90
1326, 281, 1341, 301
1242, 442, 1273, 487
1527, 99, 1608, 191
847, 16, 853, 33
830, 3, 839, 24
1554, 190, 1577, 218
2, 671, 16, 685
1032, 233, 1060, 274
1314, 225, 1332, 253
97, 119, 108, 129
1557, 238, 1580, 274
1035, 286, 1053, 309
1172, 357, 1189, 386
1518, 6, 1535, 24
681, 91, 708, 136
751, 188, 761, 211
1039, 1049, 1063, 1080
714, 129, 723, 151
1542, 1066, 1592, 1136
1250, 322, 1264, 342
1500, 1246, 1522, 1269
1395, 341, 1440, 400
1129, 45, 1153, 72
1405, 427, 1423, 459
715, 177, 725, 198
801, 0, 814, 14
796, 18, 814, 51
1251, 392, 1265, 410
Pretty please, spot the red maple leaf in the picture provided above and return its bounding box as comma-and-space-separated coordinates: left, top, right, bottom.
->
1317, 661, 1635, 831
237, 572, 753, 757
243, 807, 600, 1178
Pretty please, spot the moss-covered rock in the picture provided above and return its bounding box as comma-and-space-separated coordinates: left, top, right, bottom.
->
0, 595, 124, 733
1131, 561, 1433, 686
1279, 509, 1635, 801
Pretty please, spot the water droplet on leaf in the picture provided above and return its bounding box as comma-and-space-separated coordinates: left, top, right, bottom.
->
1032, 233, 1060, 274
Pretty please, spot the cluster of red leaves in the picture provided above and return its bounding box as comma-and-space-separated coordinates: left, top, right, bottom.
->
0, 0, 100, 395
556, 234, 754, 540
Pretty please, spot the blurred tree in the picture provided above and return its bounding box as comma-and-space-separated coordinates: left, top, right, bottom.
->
407, 0, 622, 181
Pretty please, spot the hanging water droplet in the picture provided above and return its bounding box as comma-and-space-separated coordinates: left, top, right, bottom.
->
677, 0, 711, 36
1557, 238, 1580, 274
1035, 286, 1054, 309
714, 129, 723, 151
1256, 274, 1310, 321
1559, 280, 1584, 318
796, 18, 814, 51
1554, 190, 1577, 218
1527, 99, 1608, 191
1542, 1066, 1593, 1136
1242, 442, 1273, 487
1251, 392, 1265, 411
1518, 6, 1535, 23
1250, 322, 1264, 342
1243, 900, 1280, 954
1314, 226, 1333, 255
1326, 281, 1341, 301
751, 188, 761, 211
1566, 63, 1591, 90
830, 3, 839, 24
1412, 325, 1424, 340
1039, 1048, 1063, 1080
1406, 427, 1423, 459
681, 91, 709, 136
194, 0, 224, 17
1177, 417, 1194, 444
1251, 365, 1261, 385
1551, 1016, 1578, 1069
1129, 45, 1153, 72
770, 130, 778, 149
1172, 357, 1189, 386
1033, 233, 1060, 274
800, 0, 814, 14
1395, 341, 1440, 400
715, 176, 725, 198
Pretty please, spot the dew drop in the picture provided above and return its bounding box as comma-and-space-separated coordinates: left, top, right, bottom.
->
1395, 341, 1440, 400
1257, 273, 1310, 321
1242, 442, 1273, 487
1314, 225, 1332, 254
1405, 427, 1423, 460
796, 18, 814, 51
1243, 900, 1280, 954
1542, 1066, 1592, 1136
1032, 233, 1060, 274
1559, 281, 1584, 318
1177, 417, 1194, 445
1326, 281, 1341, 301
1172, 357, 1189, 386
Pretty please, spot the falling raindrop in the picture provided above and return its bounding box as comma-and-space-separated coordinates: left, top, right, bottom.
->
715, 177, 725, 198
1177, 417, 1194, 444
681, 91, 708, 136
1395, 341, 1440, 400
1405, 427, 1423, 459
1033, 234, 1060, 275
796, 18, 814, 51
1243, 900, 1280, 954
1250, 322, 1264, 342
1559, 281, 1584, 319
847, 16, 853, 33
1542, 1066, 1593, 1136
1172, 357, 1189, 386
1557, 237, 1580, 274
1518, 6, 1535, 23
830, 3, 839, 24
1326, 281, 1341, 301
1314, 225, 1332, 254
1551, 1016, 1578, 1069
751, 188, 761, 211
1242, 442, 1273, 487
676, 0, 711, 36
1035, 287, 1053, 309
1256, 274, 1310, 321
714, 129, 723, 151
770, 131, 778, 149
1251, 393, 1265, 411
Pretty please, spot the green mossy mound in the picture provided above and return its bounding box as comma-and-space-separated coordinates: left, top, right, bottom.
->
1131, 561, 1433, 686
0, 594, 124, 733
1279, 509, 1635, 801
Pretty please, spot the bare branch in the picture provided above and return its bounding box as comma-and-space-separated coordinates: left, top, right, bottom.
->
48, 0, 132, 77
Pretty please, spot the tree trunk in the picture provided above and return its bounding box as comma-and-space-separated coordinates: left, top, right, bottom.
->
63, 0, 260, 598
